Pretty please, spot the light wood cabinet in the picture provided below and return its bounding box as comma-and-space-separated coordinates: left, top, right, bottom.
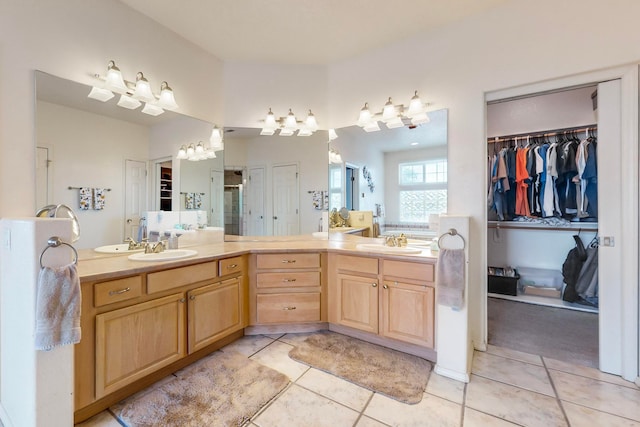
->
188, 277, 242, 353
95, 293, 186, 398
329, 254, 436, 349
76, 255, 247, 423
250, 252, 326, 326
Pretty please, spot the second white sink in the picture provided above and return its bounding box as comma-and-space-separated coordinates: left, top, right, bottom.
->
355, 244, 423, 254
128, 249, 198, 262
95, 244, 144, 254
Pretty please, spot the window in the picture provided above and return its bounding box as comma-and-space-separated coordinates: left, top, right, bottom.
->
398, 159, 447, 223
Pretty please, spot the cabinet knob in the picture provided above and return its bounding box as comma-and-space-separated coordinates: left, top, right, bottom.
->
383, 284, 388, 289
189, 295, 196, 300
228, 264, 238, 269
179, 298, 186, 303
372, 283, 377, 287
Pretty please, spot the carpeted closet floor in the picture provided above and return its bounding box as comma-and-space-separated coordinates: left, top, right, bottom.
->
488, 297, 599, 368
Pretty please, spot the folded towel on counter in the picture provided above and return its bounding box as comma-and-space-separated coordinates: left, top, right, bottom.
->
79, 187, 92, 210
93, 188, 106, 210
34, 263, 82, 351
436, 248, 466, 310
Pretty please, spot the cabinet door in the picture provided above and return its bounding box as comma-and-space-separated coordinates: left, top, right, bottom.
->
95, 293, 186, 398
381, 280, 434, 348
335, 273, 378, 333
187, 277, 242, 353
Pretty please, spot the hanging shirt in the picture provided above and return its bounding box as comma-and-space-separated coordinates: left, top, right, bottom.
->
515, 147, 531, 217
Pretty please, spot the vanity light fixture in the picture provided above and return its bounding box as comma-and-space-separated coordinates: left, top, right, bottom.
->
356, 90, 431, 131
259, 108, 320, 136
176, 141, 217, 161
328, 128, 338, 141
87, 60, 179, 116
329, 147, 343, 164
209, 126, 224, 151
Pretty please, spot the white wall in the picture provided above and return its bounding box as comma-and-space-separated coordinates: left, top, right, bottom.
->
36, 101, 149, 249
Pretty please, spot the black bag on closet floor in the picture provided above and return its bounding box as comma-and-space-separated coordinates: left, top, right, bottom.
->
562, 235, 598, 306
562, 235, 588, 303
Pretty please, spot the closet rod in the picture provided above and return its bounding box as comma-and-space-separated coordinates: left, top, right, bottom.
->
487, 124, 597, 144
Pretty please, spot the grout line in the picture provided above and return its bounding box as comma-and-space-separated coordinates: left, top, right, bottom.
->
541, 357, 571, 426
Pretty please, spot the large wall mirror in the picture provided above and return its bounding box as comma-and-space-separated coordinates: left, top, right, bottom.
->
35, 71, 224, 250
222, 108, 448, 242
328, 108, 448, 240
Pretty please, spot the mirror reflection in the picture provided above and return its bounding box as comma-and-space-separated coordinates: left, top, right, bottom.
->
35, 71, 223, 250
327, 108, 448, 241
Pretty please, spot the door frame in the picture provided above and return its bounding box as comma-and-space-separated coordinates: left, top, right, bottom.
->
482, 64, 639, 381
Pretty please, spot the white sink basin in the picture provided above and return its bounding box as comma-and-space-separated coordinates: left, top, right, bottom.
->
94, 244, 144, 254
128, 249, 198, 262
355, 244, 423, 254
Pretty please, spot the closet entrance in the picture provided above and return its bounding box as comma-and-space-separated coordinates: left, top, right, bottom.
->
485, 83, 609, 369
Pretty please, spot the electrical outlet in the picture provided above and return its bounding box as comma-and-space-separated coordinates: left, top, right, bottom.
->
3, 229, 10, 250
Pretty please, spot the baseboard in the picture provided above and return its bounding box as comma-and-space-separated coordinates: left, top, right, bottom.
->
244, 322, 328, 335
434, 365, 470, 383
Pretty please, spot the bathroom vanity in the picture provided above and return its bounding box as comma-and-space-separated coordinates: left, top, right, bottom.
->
73, 238, 436, 423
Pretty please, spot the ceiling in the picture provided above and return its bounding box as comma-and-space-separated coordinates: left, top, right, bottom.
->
119, 0, 510, 65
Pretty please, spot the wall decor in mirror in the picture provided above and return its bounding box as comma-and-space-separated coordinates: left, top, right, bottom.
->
35, 71, 224, 250
328, 108, 448, 241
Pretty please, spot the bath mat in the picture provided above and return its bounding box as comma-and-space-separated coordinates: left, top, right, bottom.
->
289, 331, 431, 404
111, 350, 289, 426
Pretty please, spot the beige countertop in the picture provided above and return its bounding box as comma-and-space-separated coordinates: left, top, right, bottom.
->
77, 233, 437, 282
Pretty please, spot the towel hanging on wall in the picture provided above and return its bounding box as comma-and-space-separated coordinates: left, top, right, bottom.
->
78, 187, 92, 210
93, 188, 106, 210
436, 248, 466, 310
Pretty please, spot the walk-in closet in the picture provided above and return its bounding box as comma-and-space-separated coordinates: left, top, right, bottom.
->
486, 85, 602, 368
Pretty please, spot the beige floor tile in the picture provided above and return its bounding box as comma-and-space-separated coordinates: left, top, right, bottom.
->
426, 372, 466, 404
463, 407, 519, 426
563, 401, 640, 427
551, 370, 640, 421
74, 411, 120, 427
364, 392, 462, 427
485, 345, 543, 366
297, 368, 373, 411
465, 374, 566, 427
544, 357, 637, 389
356, 416, 391, 426
221, 334, 275, 357
250, 340, 309, 381
253, 384, 359, 427
472, 351, 554, 396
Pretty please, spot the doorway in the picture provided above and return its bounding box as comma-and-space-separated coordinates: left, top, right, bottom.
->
345, 164, 359, 211
484, 67, 638, 380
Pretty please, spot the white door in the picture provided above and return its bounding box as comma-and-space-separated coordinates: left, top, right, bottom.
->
36, 146, 51, 209
210, 169, 224, 227
272, 164, 299, 235
247, 166, 266, 235
124, 160, 147, 239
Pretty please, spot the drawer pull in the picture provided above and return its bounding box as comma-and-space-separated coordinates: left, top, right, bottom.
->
372, 283, 377, 288
282, 278, 297, 282
383, 284, 389, 289
282, 306, 297, 310
281, 259, 297, 264
108, 287, 131, 296
227, 264, 238, 269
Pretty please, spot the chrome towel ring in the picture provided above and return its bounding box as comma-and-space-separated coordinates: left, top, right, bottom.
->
437, 228, 466, 250
39, 236, 78, 268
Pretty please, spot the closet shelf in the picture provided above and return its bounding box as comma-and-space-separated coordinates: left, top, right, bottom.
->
488, 221, 598, 232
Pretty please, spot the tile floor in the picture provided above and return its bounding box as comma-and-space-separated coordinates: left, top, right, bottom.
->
77, 332, 640, 427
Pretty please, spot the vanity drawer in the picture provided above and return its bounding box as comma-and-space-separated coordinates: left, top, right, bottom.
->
256, 293, 320, 324
219, 256, 243, 276
147, 261, 217, 294
383, 260, 434, 283
256, 271, 320, 289
94, 276, 143, 307
334, 254, 378, 275
256, 253, 320, 269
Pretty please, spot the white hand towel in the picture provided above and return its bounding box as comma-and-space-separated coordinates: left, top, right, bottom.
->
436, 248, 465, 310
34, 263, 82, 351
